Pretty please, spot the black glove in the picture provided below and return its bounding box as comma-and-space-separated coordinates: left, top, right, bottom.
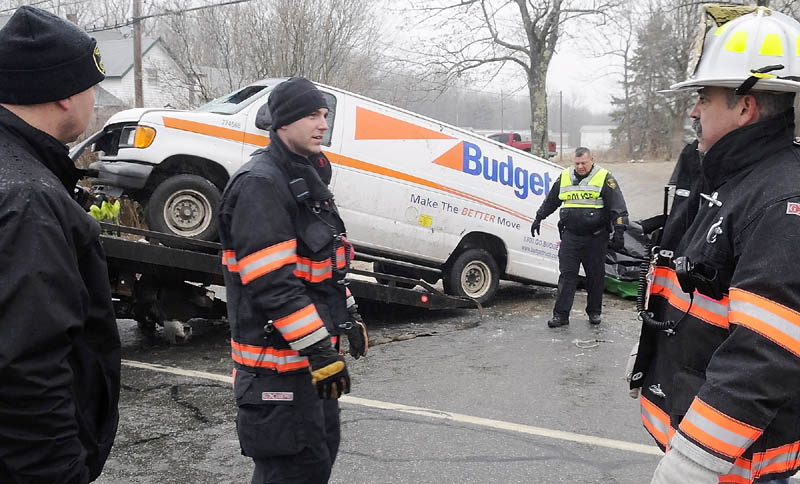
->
530, 219, 541, 237
339, 312, 368, 360
300, 340, 351, 399
609, 226, 625, 251
73, 185, 95, 211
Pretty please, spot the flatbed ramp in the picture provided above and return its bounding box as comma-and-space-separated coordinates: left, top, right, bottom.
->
99, 224, 477, 327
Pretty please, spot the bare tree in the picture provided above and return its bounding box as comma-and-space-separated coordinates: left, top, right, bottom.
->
405, 0, 621, 156
158, 0, 383, 104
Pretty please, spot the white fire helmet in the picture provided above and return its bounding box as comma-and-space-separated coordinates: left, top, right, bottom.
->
670, 6, 800, 93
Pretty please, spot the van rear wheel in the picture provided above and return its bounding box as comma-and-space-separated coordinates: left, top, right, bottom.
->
443, 249, 499, 304
146, 174, 220, 246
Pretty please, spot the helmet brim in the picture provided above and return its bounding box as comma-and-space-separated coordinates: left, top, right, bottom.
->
666, 77, 800, 93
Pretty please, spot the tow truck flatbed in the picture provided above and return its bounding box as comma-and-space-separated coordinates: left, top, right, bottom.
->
98, 224, 477, 329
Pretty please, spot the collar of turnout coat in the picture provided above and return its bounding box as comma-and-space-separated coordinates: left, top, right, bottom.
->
263, 130, 334, 202
0, 105, 79, 192
701, 108, 795, 191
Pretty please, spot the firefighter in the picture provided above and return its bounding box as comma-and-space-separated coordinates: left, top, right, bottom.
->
0, 6, 121, 483
530, 147, 629, 327
628, 6, 800, 484
218, 77, 368, 484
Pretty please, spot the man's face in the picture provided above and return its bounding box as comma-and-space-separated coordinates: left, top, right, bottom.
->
59, 85, 95, 143
690, 86, 742, 153
573, 153, 594, 176
278, 108, 329, 157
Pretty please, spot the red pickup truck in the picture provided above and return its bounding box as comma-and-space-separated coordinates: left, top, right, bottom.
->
489, 132, 557, 157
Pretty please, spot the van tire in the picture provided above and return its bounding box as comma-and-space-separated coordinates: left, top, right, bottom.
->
443, 249, 499, 304
146, 175, 220, 245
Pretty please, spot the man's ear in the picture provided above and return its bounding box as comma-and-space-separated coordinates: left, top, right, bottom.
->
55, 98, 71, 112
738, 94, 760, 126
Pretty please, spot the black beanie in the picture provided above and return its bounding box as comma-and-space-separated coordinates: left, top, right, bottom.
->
0, 6, 105, 105
268, 77, 328, 130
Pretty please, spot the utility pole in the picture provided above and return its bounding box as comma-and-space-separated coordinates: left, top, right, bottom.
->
500, 90, 504, 133
133, 0, 143, 108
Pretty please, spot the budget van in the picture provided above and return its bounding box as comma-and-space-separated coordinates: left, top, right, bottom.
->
85, 79, 564, 303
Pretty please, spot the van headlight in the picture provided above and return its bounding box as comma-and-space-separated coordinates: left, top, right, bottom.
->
119, 125, 156, 149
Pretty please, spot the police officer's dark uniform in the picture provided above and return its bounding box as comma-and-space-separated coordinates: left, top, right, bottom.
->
531, 156, 628, 327
219, 78, 366, 484
0, 7, 120, 483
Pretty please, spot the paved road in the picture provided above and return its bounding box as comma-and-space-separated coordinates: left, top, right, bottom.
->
96, 283, 663, 484
94, 160, 678, 483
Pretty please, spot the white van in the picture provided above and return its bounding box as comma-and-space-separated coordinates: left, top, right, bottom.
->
87, 79, 564, 303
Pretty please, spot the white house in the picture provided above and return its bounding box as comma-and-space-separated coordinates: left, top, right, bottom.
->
95, 30, 197, 108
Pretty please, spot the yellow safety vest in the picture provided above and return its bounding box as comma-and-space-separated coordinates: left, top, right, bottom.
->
558, 166, 608, 209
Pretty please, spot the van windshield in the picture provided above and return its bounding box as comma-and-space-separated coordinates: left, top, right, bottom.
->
195, 85, 270, 115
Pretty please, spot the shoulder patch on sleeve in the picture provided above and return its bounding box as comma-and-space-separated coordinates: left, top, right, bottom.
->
606, 177, 617, 189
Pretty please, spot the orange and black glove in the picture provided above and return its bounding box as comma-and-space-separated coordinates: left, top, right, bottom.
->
301, 340, 351, 399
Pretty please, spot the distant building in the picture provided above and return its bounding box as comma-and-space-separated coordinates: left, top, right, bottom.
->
548, 130, 571, 152
0, 14, 197, 109
94, 30, 197, 108
579, 125, 615, 151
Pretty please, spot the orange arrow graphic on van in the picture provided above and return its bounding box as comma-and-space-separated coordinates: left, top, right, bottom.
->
432, 142, 464, 171
355, 107, 453, 140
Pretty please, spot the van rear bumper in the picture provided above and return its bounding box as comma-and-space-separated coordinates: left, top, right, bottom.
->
89, 160, 154, 190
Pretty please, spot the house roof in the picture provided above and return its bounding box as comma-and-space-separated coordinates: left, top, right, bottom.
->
95, 85, 124, 107
96, 36, 160, 78
0, 14, 159, 79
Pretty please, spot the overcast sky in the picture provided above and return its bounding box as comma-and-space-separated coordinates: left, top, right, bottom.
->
547, 47, 623, 114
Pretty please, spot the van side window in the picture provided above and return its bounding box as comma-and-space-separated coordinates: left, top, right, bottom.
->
322, 92, 336, 147
513, 133, 521, 142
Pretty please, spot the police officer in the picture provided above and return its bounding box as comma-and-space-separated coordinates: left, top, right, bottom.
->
218, 77, 368, 484
628, 6, 800, 484
0, 6, 121, 483
530, 147, 628, 327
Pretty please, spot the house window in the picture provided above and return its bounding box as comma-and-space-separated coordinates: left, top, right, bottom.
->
146, 68, 158, 83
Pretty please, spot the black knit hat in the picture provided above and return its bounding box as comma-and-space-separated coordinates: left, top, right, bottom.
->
268, 77, 328, 130
0, 6, 105, 105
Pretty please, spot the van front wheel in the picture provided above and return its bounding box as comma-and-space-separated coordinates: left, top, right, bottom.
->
146, 174, 221, 243
443, 249, 499, 304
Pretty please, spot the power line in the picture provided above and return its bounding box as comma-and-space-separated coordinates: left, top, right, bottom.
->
85, 0, 254, 32
137, 0, 253, 21
0, 0, 88, 14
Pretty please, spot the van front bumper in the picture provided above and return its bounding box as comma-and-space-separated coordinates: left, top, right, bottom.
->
89, 160, 154, 190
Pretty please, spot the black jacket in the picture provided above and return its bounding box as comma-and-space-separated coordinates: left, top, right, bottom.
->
0, 106, 120, 483
535, 165, 629, 235
632, 110, 800, 482
659, 140, 702, 251
218, 133, 349, 374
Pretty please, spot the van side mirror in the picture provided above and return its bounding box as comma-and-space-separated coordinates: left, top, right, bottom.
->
255, 104, 272, 131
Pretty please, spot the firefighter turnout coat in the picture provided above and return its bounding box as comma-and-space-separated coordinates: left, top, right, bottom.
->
218, 133, 350, 375
631, 110, 800, 483
0, 106, 121, 483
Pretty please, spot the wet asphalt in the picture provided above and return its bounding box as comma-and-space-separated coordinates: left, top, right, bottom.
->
94, 161, 674, 483
95, 283, 660, 484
